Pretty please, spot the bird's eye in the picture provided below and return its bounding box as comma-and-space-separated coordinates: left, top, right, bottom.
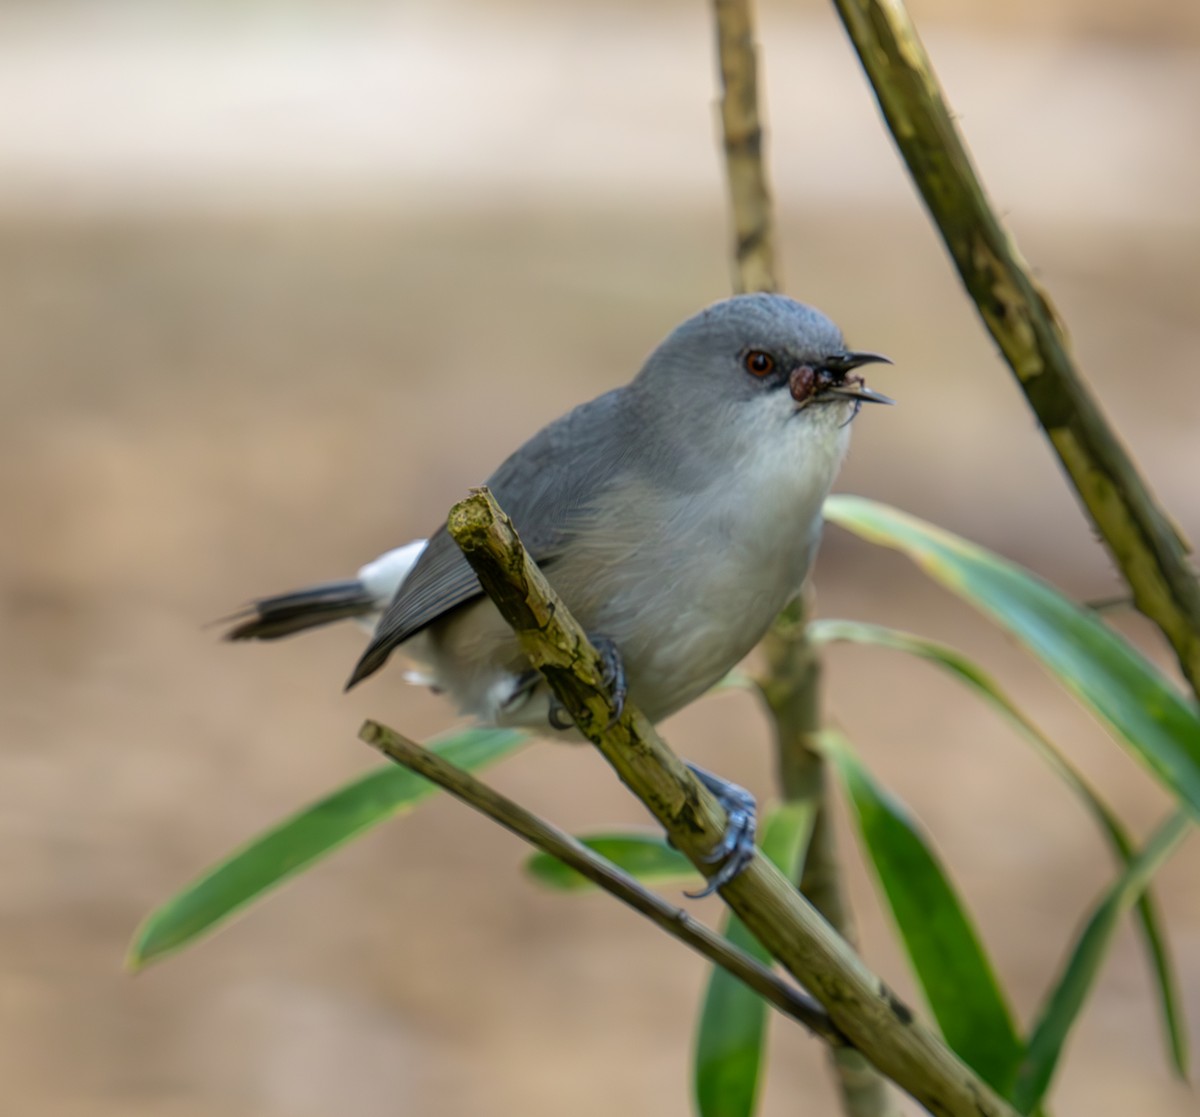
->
743, 350, 775, 377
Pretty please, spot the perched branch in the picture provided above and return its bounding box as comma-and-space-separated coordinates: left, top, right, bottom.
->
446, 487, 1022, 1117
359, 718, 842, 1044
712, 0, 779, 293
831, 0, 1200, 697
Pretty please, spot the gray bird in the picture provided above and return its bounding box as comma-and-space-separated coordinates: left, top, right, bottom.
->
225, 293, 892, 890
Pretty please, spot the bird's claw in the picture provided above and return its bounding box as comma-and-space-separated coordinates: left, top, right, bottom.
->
591, 635, 627, 729
545, 634, 627, 732
547, 696, 575, 731
683, 763, 758, 898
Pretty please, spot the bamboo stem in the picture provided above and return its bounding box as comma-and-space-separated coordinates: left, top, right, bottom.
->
831, 0, 1200, 697
713, 0, 780, 294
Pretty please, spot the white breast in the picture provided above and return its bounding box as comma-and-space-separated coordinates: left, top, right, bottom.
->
561, 396, 854, 722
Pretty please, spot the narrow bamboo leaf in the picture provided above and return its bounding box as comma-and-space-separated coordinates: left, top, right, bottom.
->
128, 727, 529, 969
1014, 810, 1192, 1112
525, 832, 699, 891
822, 729, 1023, 1095
824, 495, 1200, 823
694, 803, 817, 1117
810, 619, 1189, 1077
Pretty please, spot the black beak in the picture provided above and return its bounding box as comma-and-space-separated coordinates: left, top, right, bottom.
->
820, 351, 895, 406
822, 383, 895, 405
825, 350, 893, 374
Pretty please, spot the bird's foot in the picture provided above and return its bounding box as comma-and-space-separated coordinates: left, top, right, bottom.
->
590, 635, 627, 728
683, 763, 758, 898
546, 634, 627, 732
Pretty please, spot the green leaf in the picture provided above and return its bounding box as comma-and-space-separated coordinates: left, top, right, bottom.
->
824, 495, 1200, 823
128, 727, 529, 969
525, 832, 700, 891
810, 619, 1189, 1078
1013, 810, 1192, 1112
822, 729, 1023, 1096
693, 803, 817, 1117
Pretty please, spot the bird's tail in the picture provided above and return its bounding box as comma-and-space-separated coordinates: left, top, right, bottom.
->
223, 581, 378, 641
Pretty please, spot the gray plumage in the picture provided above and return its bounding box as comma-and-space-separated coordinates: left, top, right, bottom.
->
345, 388, 630, 687
331, 293, 890, 728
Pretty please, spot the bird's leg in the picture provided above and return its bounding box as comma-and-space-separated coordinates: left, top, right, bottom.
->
683, 763, 758, 897
546, 634, 628, 731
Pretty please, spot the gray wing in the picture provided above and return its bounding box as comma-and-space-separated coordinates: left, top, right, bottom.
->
346, 388, 633, 687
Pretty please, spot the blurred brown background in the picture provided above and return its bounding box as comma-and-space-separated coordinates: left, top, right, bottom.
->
3, 1, 1199, 1114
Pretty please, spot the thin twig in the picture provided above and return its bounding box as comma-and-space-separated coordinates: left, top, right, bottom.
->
446, 487, 1023, 1117
359, 718, 843, 1045
713, 0, 779, 294
831, 0, 1200, 698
